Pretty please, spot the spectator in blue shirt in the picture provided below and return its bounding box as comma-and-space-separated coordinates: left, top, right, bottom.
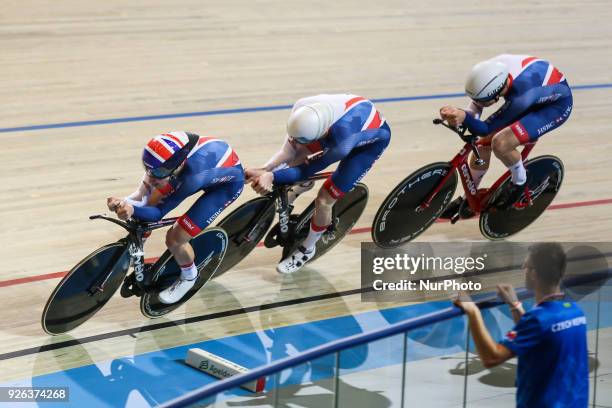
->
455, 243, 588, 408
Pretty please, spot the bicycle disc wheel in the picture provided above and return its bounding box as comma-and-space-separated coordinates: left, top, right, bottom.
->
372, 162, 458, 248
480, 155, 564, 240
281, 183, 369, 261
140, 228, 228, 318
215, 197, 275, 276
42, 241, 130, 335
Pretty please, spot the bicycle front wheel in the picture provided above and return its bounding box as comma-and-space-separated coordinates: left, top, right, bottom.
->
42, 241, 130, 335
372, 162, 457, 248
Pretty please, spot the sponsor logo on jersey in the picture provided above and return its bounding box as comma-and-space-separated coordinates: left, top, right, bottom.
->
206, 207, 225, 225
512, 122, 527, 137
179, 215, 202, 236
328, 184, 342, 197
212, 176, 235, 184
537, 121, 556, 136
537, 93, 562, 104
182, 218, 194, 230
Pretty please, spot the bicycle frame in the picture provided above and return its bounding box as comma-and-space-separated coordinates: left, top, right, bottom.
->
235, 171, 334, 247
88, 215, 177, 294
418, 123, 536, 214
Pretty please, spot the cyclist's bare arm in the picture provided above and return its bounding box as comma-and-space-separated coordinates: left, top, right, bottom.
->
263, 137, 311, 171
107, 173, 157, 216
465, 100, 483, 118
245, 137, 311, 184
124, 173, 154, 206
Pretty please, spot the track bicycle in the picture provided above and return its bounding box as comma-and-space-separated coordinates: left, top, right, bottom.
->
372, 119, 564, 247
42, 215, 227, 334
215, 171, 369, 272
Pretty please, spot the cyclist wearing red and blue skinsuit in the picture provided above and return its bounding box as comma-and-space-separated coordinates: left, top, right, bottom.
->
440, 55, 572, 217
250, 94, 390, 274
273, 95, 391, 199
462, 54, 573, 142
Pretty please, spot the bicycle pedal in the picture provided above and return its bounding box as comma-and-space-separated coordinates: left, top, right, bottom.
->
120, 280, 135, 298
450, 212, 461, 224
264, 232, 279, 248
120, 273, 145, 298
133, 284, 145, 297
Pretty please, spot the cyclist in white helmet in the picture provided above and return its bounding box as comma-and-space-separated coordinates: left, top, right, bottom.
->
439, 54, 573, 218
247, 94, 391, 274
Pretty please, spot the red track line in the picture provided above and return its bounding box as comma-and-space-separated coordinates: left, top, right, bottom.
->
0, 272, 68, 288
548, 198, 612, 210
1, 197, 611, 289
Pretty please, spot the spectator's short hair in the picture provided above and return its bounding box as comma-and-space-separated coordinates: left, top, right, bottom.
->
527, 243, 567, 288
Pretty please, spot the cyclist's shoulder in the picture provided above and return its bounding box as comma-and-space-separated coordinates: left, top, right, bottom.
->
186, 136, 231, 161
295, 94, 372, 119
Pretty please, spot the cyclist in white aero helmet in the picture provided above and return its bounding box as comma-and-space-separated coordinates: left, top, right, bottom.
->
465, 60, 510, 104
246, 94, 391, 274
439, 54, 573, 219
286, 102, 335, 144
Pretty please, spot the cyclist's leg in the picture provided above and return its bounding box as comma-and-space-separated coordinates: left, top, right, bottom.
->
469, 137, 493, 188
492, 94, 573, 206
441, 134, 493, 219
306, 136, 389, 251
169, 180, 244, 266
508, 94, 573, 145
498, 94, 573, 169
277, 129, 389, 273
162, 180, 243, 292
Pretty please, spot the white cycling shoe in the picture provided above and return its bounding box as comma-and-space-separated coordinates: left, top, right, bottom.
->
276, 246, 316, 274
158, 276, 197, 304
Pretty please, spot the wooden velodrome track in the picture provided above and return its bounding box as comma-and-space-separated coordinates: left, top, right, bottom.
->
1, 0, 611, 387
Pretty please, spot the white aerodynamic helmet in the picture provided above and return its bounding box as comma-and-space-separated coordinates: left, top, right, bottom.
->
287, 102, 335, 144
465, 60, 509, 102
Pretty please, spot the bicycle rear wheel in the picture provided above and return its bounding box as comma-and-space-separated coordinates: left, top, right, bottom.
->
372, 162, 457, 248
215, 197, 275, 276
281, 183, 369, 261
480, 155, 564, 240
41, 241, 130, 335
140, 228, 228, 318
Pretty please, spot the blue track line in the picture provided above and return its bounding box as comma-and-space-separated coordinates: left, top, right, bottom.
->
2, 83, 611, 134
